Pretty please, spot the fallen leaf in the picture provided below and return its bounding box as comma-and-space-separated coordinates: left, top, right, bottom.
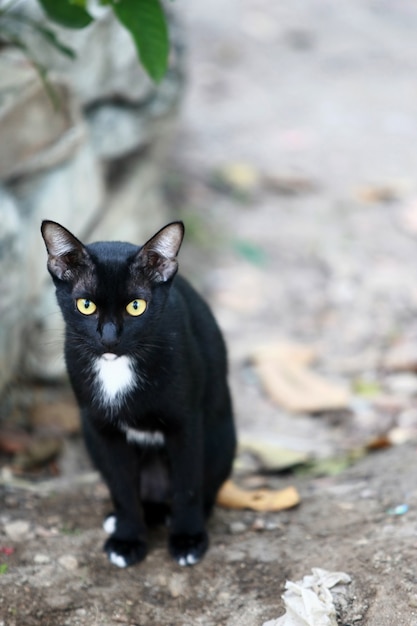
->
353, 379, 382, 398
216, 479, 300, 512
251, 341, 349, 413
382, 340, 417, 373
232, 239, 267, 266
255, 359, 349, 413
251, 341, 316, 367
357, 184, 399, 204
238, 438, 310, 471
296, 450, 365, 477
262, 172, 318, 195
210, 162, 260, 200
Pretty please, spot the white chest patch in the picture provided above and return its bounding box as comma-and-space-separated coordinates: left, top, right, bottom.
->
94, 353, 136, 407
125, 428, 165, 446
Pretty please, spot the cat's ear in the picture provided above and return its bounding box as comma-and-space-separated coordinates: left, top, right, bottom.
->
41, 220, 90, 282
135, 222, 184, 283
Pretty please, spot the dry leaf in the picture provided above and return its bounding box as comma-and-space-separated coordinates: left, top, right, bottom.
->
251, 341, 350, 413
238, 438, 310, 471
252, 341, 316, 367
255, 360, 349, 413
216, 479, 300, 512
357, 185, 399, 204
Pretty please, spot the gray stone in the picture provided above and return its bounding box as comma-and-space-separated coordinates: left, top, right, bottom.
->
0, 55, 84, 181
4, 519, 31, 541
34, 554, 51, 565
0, 189, 24, 390
58, 554, 79, 571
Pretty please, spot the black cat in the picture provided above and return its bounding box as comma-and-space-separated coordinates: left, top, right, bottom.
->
41, 220, 236, 568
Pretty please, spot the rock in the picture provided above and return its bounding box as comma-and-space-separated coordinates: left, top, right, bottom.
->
0, 428, 31, 455
228, 521, 247, 535
168, 573, 187, 598
29, 398, 80, 436
13, 437, 63, 471
0, 188, 25, 391
45, 593, 73, 610
408, 594, 417, 608
4, 520, 30, 542
87, 97, 177, 160
384, 374, 417, 397
58, 555, 79, 571
33, 554, 50, 565
0, 75, 83, 180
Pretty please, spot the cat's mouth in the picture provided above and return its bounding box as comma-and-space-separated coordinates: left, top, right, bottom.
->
102, 352, 119, 361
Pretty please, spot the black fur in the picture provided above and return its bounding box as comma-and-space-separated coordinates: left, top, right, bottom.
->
41, 220, 236, 567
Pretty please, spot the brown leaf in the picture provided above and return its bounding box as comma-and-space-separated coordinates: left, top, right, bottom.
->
255, 360, 349, 413
251, 341, 350, 413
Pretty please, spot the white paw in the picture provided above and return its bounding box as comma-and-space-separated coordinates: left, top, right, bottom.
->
103, 515, 117, 535
109, 551, 127, 568
178, 553, 199, 567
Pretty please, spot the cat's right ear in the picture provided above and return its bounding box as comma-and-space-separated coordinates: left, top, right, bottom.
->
41, 220, 90, 282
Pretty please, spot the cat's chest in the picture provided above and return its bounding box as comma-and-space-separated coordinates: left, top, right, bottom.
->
91, 354, 165, 445
93, 353, 139, 407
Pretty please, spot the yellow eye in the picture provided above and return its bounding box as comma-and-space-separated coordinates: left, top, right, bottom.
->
126, 299, 147, 316
76, 298, 97, 315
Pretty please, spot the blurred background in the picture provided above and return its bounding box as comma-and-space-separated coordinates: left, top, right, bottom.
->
2, 0, 417, 481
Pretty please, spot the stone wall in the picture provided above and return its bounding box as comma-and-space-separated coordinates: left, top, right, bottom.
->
0, 3, 185, 395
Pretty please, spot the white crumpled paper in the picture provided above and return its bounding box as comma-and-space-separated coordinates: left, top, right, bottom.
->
263, 568, 352, 626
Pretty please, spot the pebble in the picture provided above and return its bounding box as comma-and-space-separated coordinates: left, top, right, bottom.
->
228, 521, 247, 535
34, 554, 50, 564
168, 573, 186, 598
46, 594, 73, 609
384, 373, 417, 396
58, 555, 79, 571
4, 520, 30, 542
409, 594, 417, 608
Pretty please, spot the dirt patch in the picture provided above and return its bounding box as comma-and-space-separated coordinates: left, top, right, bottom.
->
1, 444, 417, 625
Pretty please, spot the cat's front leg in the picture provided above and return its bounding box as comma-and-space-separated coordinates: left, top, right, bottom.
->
81, 415, 148, 567
165, 423, 208, 566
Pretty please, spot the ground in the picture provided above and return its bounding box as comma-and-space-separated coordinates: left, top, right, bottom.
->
2, 0, 417, 624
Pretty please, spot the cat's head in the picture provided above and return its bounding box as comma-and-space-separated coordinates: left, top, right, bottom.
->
41, 221, 184, 357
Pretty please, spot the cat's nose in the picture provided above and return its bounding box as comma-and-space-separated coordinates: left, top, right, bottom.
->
100, 322, 119, 350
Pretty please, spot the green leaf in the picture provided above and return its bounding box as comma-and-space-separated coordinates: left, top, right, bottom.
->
110, 0, 169, 82
38, 0, 93, 29
0, 564, 8, 575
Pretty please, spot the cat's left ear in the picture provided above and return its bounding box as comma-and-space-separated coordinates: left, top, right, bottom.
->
135, 222, 184, 283
41, 220, 91, 282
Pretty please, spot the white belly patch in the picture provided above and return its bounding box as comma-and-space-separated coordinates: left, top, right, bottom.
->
125, 428, 165, 446
94, 353, 136, 407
